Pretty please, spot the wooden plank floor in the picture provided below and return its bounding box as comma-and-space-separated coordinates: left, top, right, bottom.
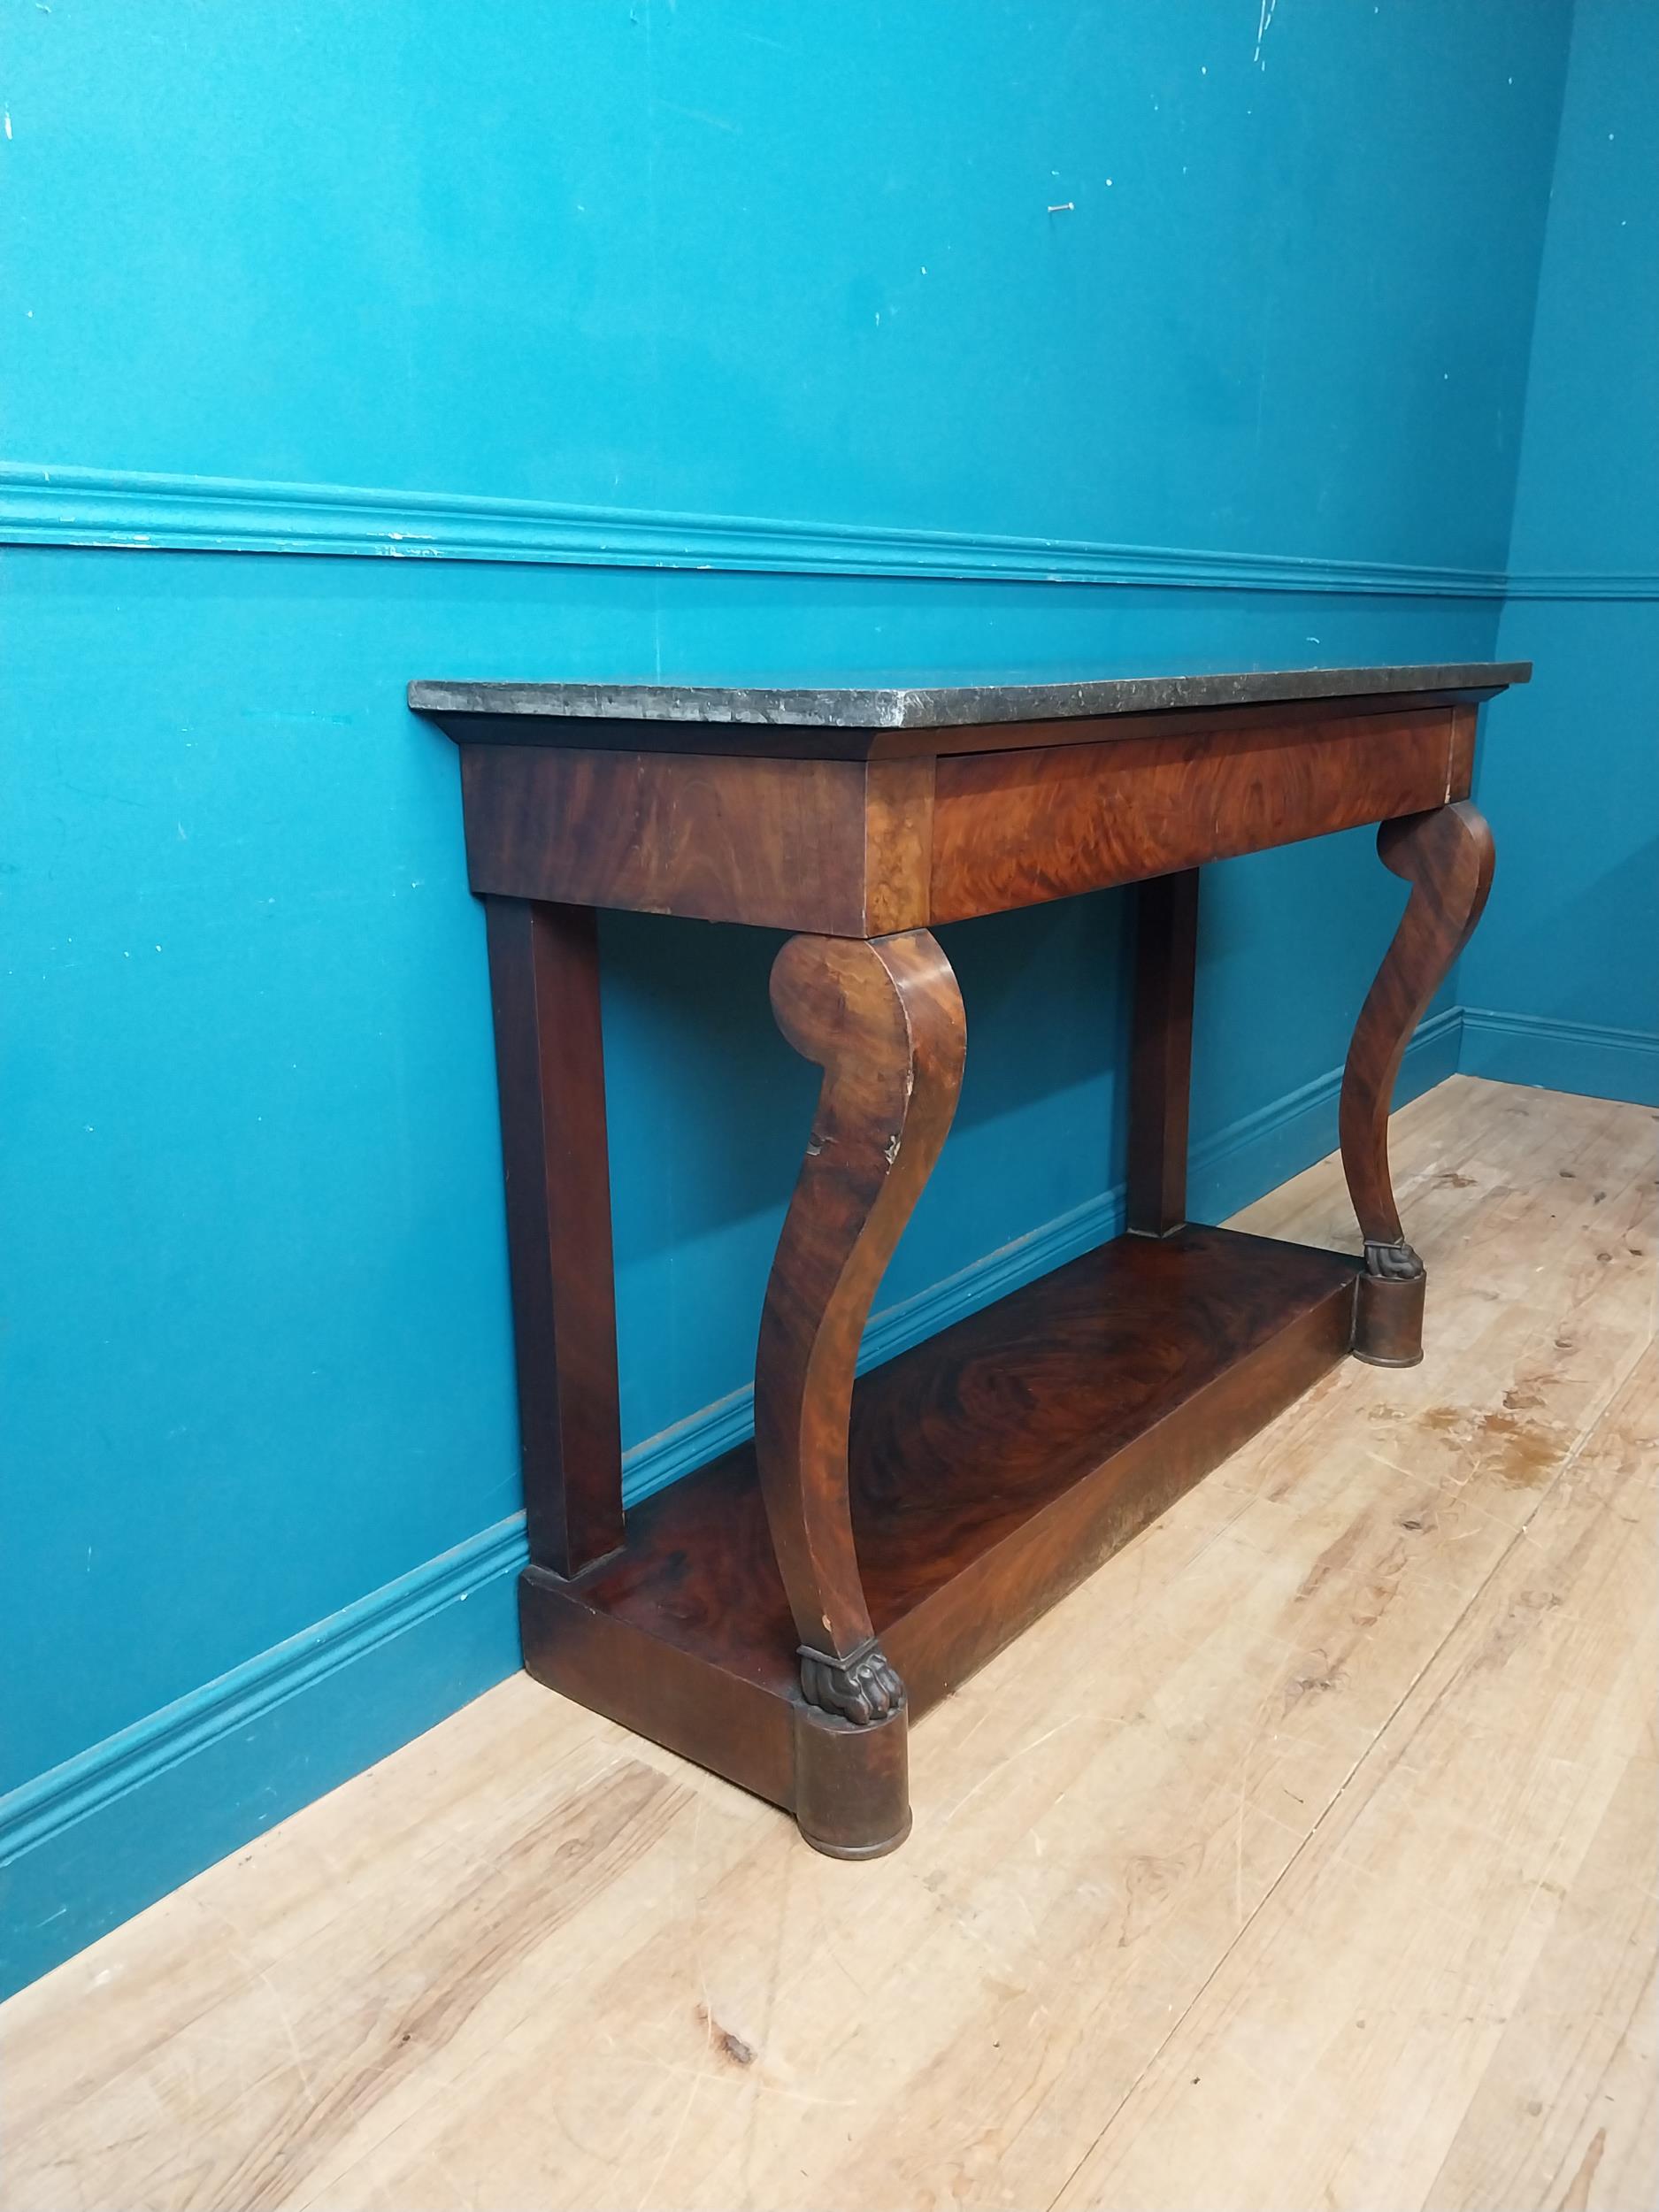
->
3, 1077, 1654, 2212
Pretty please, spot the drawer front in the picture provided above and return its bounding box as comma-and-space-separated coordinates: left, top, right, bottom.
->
930, 708, 1471, 921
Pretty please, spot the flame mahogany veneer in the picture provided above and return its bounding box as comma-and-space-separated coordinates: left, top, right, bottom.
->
413, 663, 1523, 1855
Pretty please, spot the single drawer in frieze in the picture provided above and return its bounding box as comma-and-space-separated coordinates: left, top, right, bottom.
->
928, 708, 1471, 921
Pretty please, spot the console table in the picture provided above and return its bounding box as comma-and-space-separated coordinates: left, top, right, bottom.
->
411, 661, 1523, 1857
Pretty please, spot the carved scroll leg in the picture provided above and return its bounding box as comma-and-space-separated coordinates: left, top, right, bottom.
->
1340, 802, 1495, 1366
756, 930, 965, 1849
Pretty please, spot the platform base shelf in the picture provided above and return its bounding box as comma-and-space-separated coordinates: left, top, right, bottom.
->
519, 1223, 1361, 1848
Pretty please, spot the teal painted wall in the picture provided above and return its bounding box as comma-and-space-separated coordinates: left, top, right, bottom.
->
1463, 0, 1659, 1103
2, 0, 1571, 1993
8, 0, 1557, 565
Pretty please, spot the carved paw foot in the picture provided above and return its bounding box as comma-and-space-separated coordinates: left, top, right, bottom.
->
799, 1639, 904, 1726
1364, 1236, 1424, 1281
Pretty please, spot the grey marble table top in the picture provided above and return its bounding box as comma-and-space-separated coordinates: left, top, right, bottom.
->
409, 662, 1528, 733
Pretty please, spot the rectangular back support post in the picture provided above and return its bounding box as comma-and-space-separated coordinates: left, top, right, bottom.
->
1126, 869, 1199, 1236
483, 896, 625, 1577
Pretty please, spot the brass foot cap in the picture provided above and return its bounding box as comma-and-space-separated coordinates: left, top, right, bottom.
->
797, 1808, 913, 1861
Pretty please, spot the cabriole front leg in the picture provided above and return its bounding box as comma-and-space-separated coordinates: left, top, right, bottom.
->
757, 929, 966, 1855
1340, 802, 1495, 1365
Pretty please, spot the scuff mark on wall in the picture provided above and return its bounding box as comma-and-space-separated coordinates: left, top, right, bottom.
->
1254, 0, 1279, 68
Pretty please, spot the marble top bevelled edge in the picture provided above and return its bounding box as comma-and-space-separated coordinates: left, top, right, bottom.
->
407, 661, 1529, 732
